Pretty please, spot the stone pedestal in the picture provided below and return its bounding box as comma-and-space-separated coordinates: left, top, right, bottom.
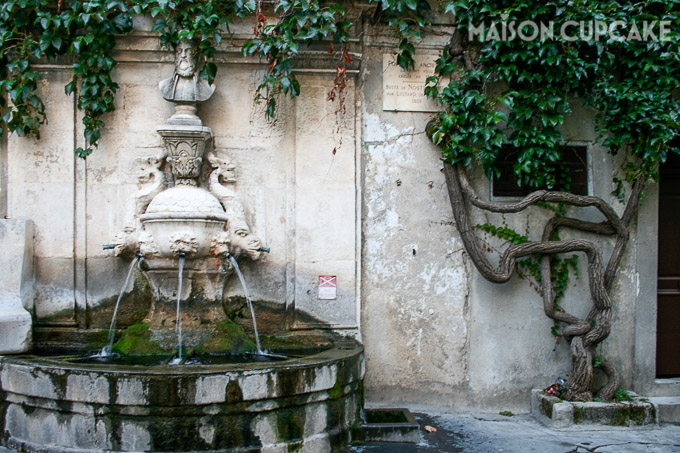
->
531, 389, 658, 428
0, 219, 34, 354
156, 125, 212, 186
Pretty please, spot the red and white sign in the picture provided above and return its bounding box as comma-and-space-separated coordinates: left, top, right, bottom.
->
318, 275, 337, 300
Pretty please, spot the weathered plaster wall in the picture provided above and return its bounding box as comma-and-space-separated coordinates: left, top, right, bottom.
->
360, 25, 474, 406
358, 20, 655, 411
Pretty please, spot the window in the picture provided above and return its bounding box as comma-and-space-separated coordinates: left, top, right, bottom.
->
491, 144, 589, 197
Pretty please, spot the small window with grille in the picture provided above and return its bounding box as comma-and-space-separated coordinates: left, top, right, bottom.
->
491, 144, 589, 197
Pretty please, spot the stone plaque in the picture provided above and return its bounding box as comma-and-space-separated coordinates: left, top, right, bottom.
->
382, 53, 439, 112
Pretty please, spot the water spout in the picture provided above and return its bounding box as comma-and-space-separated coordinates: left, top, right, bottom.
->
227, 254, 262, 353
101, 254, 142, 356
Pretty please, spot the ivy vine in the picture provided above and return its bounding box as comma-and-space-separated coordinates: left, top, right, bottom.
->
426, 0, 679, 186
0, 0, 431, 157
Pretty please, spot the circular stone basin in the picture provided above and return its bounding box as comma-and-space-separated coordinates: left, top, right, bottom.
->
0, 341, 364, 452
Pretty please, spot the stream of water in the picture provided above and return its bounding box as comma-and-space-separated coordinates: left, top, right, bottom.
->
228, 254, 263, 353
101, 252, 272, 363
169, 254, 186, 365
100, 255, 141, 356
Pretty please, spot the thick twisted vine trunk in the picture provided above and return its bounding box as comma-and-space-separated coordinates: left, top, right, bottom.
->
443, 162, 644, 401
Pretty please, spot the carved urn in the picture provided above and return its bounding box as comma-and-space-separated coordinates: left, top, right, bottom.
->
139, 186, 228, 258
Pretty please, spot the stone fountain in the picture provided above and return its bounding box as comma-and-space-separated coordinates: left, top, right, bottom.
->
108, 38, 265, 351
0, 40, 364, 452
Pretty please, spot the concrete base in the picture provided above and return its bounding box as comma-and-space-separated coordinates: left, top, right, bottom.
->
532, 389, 658, 428
649, 397, 680, 424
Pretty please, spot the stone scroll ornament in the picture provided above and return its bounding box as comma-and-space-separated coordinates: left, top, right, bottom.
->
208, 150, 263, 261
112, 152, 167, 258
164, 139, 203, 185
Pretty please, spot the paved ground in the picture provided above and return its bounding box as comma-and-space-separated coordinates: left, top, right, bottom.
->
348, 408, 680, 453
1, 408, 678, 452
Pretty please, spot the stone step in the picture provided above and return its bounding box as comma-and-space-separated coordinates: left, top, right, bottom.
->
650, 397, 680, 424
353, 408, 420, 443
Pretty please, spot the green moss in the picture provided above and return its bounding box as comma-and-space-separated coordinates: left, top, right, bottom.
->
226, 295, 248, 320
328, 379, 343, 400
275, 408, 304, 451
573, 406, 585, 424
112, 323, 163, 356
609, 405, 629, 426
195, 321, 257, 355
630, 405, 648, 425
226, 380, 243, 403
260, 334, 307, 350
125, 323, 151, 337
539, 397, 554, 419
85, 329, 109, 350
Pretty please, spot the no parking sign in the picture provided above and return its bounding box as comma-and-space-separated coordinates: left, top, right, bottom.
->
318, 275, 337, 300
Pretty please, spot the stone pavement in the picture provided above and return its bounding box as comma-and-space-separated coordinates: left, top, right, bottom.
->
348, 407, 680, 453
1, 408, 678, 452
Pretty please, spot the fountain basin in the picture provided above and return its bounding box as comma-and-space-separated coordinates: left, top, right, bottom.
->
0, 341, 364, 452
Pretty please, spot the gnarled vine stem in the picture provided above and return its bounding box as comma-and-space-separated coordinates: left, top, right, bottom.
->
443, 162, 644, 401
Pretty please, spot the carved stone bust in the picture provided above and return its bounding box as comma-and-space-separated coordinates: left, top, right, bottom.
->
159, 40, 215, 103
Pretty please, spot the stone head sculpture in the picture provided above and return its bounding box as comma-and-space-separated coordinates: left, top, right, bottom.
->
175, 40, 197, 77
159, 39, 215, 104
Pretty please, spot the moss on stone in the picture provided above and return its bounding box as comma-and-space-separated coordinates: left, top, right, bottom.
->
610, 405, 629, 426
630, 405, 648, 425
112, 323, 163, 356
226, 380, 243, 403
275, 407, 305, 450
573, 406, 585, 424
259, 334, 307, 350
85, 329, 109, 350
195, 320, 257, 355
328, 379, 343, 400
539, 396, 554, 419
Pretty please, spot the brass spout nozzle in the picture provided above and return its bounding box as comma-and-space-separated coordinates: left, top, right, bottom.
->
257, 247, 270, 253
102, 244, 115, 250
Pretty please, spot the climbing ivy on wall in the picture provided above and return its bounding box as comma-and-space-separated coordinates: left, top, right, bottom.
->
0, 0, 430, 157
426, 0, 679, 184
424, 0, 678, 402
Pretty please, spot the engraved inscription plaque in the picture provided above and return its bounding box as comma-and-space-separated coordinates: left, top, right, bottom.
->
382, 53, 439, 112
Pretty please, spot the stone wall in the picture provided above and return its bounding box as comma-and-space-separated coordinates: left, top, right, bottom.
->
3, 18, 360, 335
357, 16, 663, 411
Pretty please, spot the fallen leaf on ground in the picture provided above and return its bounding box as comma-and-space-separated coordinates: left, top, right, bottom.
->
424, 425, 437, 433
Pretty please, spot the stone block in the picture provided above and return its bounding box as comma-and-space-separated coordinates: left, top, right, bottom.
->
649, 397, 680, 424
8, 183, 74, 258
0, 219, 34, 353
532, 389, 658, 428
0, 305, 32, 354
